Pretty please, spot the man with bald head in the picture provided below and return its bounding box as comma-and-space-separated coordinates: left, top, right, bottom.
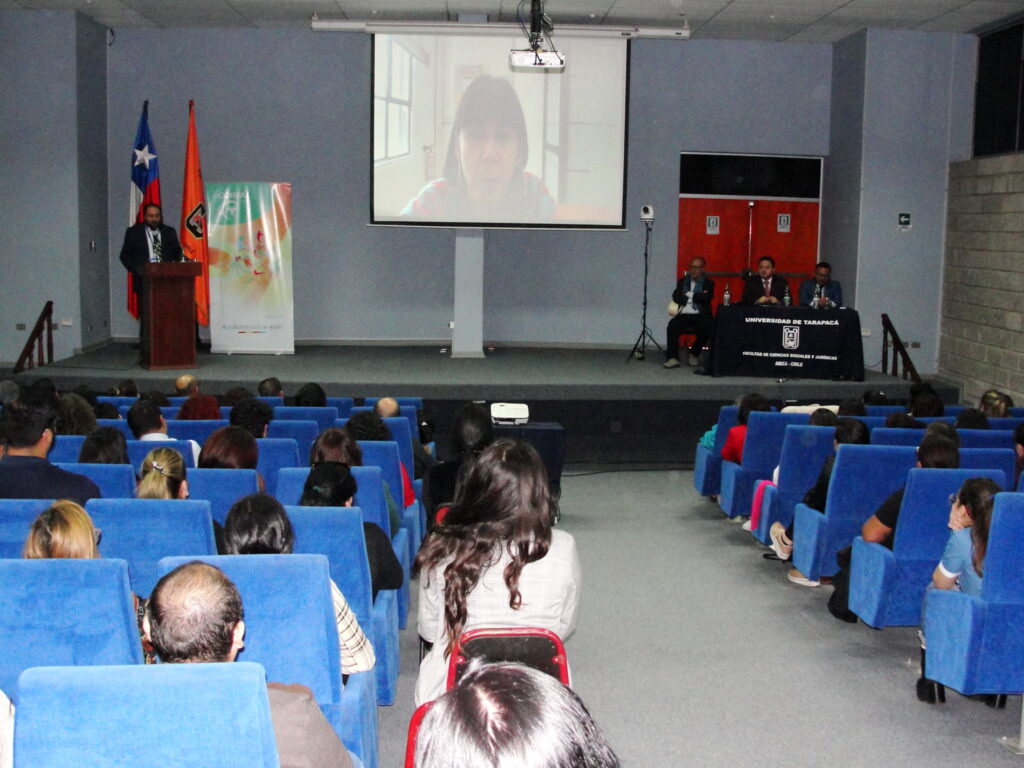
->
145, 561, 354, 768
373, 397, 435, 478
174, 375, 200, 396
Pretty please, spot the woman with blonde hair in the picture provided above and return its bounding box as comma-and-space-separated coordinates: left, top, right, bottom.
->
22, 499, 100, 559
136, 447, 188, 500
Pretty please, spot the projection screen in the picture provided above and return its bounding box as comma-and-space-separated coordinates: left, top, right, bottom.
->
371, 33, 629, 229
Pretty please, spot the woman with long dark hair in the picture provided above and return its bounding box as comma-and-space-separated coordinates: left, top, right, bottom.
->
413, 439, 580, 704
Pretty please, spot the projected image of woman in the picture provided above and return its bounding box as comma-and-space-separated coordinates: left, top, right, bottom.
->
402, 75, 556, 223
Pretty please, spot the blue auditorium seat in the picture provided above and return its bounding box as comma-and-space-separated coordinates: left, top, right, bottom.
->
186, 468, 260, 525
48, 434, 86, 463
55, 463, 135, 498
127, 439, 196, 470
959, 447, 1017, 481
14, 663, 278, 767
865, 405, 906, 416
166, 418, 229, 445
693, 406, 738, 497
719, 412, 808, 519
0, 558, 143, 701
268, 420, 319, 466
256, 437, 301, 497
86, 498, 217, 598
97, 418, 133, 439
959, 429, 1014, 448
326, 397, 355, 418
849, 468, 1006, 628
96, 395, 138, 408
288, 505, 400, 706
0, 499, 56, 559
870, 427, 925, 446
791, 444, 917, 580
158, 554, 378, 768
273, 406, 339, 433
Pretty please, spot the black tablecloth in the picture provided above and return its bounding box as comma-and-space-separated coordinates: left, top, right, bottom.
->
708, 305, 864, 380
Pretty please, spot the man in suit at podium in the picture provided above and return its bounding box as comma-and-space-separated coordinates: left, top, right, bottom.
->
741, 256, 789, 306
119, 203, 184, 357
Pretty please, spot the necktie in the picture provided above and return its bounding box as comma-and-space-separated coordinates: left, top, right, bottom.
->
152, 231, 162, 261
763, 279, 770, 297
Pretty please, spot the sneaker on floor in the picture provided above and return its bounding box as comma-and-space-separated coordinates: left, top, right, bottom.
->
787, 568, 820, 587
741, 519, 752, 532
663, 357, 681, 369
688, 354, 702, 367
729, 515, 748, 524
769, 522, 792, 561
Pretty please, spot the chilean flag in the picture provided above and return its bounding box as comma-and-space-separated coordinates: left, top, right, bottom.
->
127, 101, 162, 318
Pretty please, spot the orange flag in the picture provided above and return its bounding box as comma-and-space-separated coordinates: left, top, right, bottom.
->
180, 100, 211, 326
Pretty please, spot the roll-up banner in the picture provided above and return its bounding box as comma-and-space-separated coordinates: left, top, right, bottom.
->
206, 182, 295, 354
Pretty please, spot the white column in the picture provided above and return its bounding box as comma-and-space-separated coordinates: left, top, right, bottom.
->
451, 229, 484, 358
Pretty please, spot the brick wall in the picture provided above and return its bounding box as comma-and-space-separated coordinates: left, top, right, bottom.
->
941, 153, 1024, 405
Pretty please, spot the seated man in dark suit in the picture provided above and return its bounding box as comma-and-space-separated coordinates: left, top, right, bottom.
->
0, 392, 100, 505
664, 257, 715, 369
740, 256, 789, 306
798, 261, 844, 308
145, 561, 354, 768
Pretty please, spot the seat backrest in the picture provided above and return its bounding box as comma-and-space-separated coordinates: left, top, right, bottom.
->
711, 405, 739, 455
48, 434, 86, 463
824, 445, 917, 522
166, 396, 189, 406
871, 427, 925, 446
857, 416, 887, 430
865, 405, 906, 416
187, 468, 260, 525
288, 506, 373, 628
14, 662, 279, 768
776, 426, 835, 497
273, 406, 339, 433
256, 437, 301, 497
55, 463, 135, 498
267, 420, 319, 466
383, 417, 415, 482
119, 405, 179, 420
166, 419, 229, 445
96, 418, 133, 440
258, 396, 284, 407
987, 418, 1024, 431
741, 412, 809, 471
275, 467, 390, 537
87, 498, 217, 598
325, 397, 355, 418
959, 448, 1017, 481
358, 441, 405, 508
981, 493, 1024, 604
96, 396, 138, 408
893, 468, 1007, 560
0, 558, 143, 698
447, 627, 569, 690
943, 405, 966, 417
0, 498, 56, 559
127, 439, 196, 469
959, 429, 1014, 449
158, 554, 341, 704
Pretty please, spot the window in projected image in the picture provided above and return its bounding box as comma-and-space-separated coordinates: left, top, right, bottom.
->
371, 33, 629, 229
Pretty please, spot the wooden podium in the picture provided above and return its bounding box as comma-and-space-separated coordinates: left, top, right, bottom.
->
141, 261, 202, 370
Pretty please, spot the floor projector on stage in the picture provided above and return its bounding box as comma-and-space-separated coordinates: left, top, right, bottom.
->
491, 403, 530, 425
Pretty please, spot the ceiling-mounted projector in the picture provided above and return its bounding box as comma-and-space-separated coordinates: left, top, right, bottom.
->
509, 49, 565, 69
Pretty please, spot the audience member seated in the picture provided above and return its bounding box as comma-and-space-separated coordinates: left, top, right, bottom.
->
924, 420, 960, 445
837, 397, 867, 417
862, 389, 891, 406
142, 390, 171, 407
824, 434, 961, 618
953, 408, 989, 431
174, 374, 200, 397
144, 561, 355, 767
93, 402, 120, 420
258, 377, 285, 398
908, 383, 945, 418
916, 477, 1000, 703
885, 412, 925, 429
221, 495, 376, 676
24, 500, 154, 662
769, 418, 870, 560
177, 394, 222, 421
414, 662, 620, 768
0, 395, 100, 505
78, 426, 130, 465
423, 403, 494, 527
0, 380, 19, 406
127, 398, 200, 464
200, 426, 264, 492
113, 379, 139, 398
720, 393, 771, 465
312, 428, 402, 536
223, 386, 254, 406
231, 397, 274, 439
979, 388, 1013, 418
298, 462, 403, 601
57, 392, 98, 436
294, 382, 327, 408
345, 411, 416, 508
137, 447, 189, 500
414, 439, 580, 705
374, 396, 435, 479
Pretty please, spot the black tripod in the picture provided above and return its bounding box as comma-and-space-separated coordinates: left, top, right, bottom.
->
626, 219, 662, 362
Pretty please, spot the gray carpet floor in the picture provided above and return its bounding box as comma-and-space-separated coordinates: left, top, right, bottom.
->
377, 467, 1021, 767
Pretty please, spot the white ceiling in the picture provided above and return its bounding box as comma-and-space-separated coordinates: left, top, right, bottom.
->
3, 0, 1024, 42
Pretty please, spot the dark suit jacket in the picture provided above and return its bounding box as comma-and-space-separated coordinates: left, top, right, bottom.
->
671, 275, 715, 318
741, 274, 790, 305
799, 278, 844, 308
119, 223, 184, 297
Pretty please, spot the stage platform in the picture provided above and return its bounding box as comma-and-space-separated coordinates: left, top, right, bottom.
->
8, 343, 961, 465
